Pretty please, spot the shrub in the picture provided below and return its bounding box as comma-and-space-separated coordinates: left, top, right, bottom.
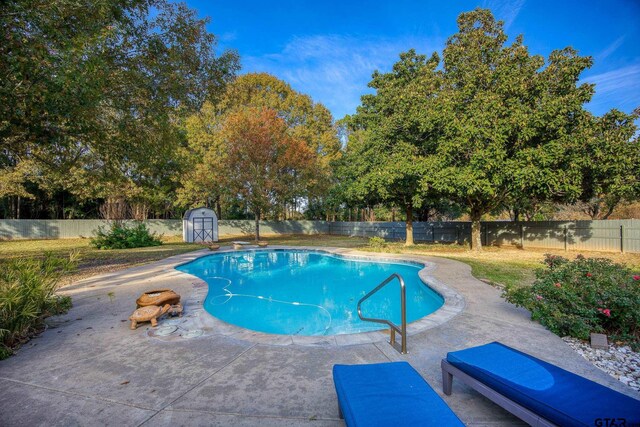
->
504, 254, 640, 347
368, 236, 387, 249
0, 253, 76, 359
91, 221, 162, 249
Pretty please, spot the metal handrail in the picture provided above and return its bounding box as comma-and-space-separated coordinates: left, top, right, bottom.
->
357, 273, 407, 354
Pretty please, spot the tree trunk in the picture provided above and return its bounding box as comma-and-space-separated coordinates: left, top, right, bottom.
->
602, 200, 617, 220
470, 208, 482, 251
255, 209, 261, 242
405, 203, 414, 246
215, 196, 222, 220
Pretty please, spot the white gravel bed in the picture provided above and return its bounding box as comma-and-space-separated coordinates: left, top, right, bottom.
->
563, 336, 640, 392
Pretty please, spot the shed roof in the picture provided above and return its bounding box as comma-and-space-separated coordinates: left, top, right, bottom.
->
183, 207, 216, 220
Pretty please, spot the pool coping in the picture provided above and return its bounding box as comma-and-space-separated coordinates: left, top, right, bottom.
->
153, 245, 466, 348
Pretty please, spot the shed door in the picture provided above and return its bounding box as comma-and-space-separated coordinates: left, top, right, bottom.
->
193, 217, 214, 242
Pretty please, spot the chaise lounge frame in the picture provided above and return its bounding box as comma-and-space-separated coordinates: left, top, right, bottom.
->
441, 359, 558, 427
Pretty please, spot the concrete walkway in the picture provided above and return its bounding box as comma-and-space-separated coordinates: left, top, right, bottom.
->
1, 247, 637, 426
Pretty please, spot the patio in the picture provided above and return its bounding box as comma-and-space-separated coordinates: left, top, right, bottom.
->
0, 247, 636, 426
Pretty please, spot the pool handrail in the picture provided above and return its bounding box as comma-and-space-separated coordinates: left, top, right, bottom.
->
357, 273, 407, 354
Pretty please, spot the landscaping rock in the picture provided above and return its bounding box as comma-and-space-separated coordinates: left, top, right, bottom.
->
563, 336, 640, 392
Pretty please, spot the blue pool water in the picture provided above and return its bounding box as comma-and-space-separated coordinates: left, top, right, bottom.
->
176, 250, 443, 336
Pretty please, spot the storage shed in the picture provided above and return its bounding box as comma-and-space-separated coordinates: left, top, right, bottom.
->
183, 207, 218, 243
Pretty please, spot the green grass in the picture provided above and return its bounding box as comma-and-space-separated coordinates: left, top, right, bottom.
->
451, 257, 538, 288
356, 239, 639, 288
0, 236, 202, 284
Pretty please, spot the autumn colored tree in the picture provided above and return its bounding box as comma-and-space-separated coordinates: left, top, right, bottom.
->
220, 73, 340, 218
222, 107, 315, 241
179, 73, 339, 220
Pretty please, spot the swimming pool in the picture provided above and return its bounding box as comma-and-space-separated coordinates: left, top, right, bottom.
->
176, 249, 444, 336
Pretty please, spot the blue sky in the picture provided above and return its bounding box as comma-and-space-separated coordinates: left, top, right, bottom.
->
187, 0, 640, 121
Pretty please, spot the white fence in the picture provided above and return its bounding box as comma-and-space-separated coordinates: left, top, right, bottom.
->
0, 218, 638, 253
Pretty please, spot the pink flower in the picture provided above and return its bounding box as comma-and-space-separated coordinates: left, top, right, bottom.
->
554, 283, 562, 288
633, 275, 640, 281
535, 295, 544, 301
597, 308, 611, 317
586, 272, 592, 277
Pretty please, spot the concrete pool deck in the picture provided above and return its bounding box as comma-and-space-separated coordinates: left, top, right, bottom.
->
0, 246, 637, 426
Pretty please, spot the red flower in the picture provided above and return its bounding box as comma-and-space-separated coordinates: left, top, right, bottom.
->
554, 283, 561, 288
586, 272, 592, 277
597, 308, 611, 317
633, 275, 640, 281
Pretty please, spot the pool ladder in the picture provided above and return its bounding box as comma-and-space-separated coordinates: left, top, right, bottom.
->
357, 273, 407, 354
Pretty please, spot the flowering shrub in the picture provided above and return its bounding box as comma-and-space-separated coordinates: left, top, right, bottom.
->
504, 254, 640, 347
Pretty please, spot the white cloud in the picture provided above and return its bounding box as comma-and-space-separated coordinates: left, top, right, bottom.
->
582, 64, 640, 114
483, 0, 526, 31
597, 36, 626, 62
220, 31, 238, 42
241, 34, 443, 120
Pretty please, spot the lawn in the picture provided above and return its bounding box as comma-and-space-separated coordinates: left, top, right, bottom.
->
358, 241, 640, 288
0, 236, 201, 285
1, 234, 638, 288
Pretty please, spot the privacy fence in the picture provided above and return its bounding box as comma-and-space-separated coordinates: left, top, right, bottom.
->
0, 219, 638, 254
0, 219, 328, 240
328, 220, 640, 253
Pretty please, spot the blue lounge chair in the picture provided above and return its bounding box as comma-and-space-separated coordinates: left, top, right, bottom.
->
332, 362, 464, 426
442, 342, 640, 427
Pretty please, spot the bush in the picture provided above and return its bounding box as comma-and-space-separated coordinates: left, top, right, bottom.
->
91, 221, 162, 249
504, 254, 640, 346
368, 236, 387, 249
0, 254, 76, 359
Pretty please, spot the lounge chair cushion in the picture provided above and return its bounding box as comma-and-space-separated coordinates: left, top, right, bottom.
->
333, 362, 464, 427
447, 342, 640, 426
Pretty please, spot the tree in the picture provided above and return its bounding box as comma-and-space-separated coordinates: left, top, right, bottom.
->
175, 102, 228, 217
338, 50, 441, 245
1, 0, 239, 217
219, 73, 340, 218
222, 107, 315, 241
576, 109, 640, 219
424, 9, 593, 250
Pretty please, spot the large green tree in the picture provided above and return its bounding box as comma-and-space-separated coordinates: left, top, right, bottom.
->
0, 0, 239, 217
576, 109, 640, 219
338, 50, 442, 245
175, 102, 228, 217
424, 9, 593, 250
